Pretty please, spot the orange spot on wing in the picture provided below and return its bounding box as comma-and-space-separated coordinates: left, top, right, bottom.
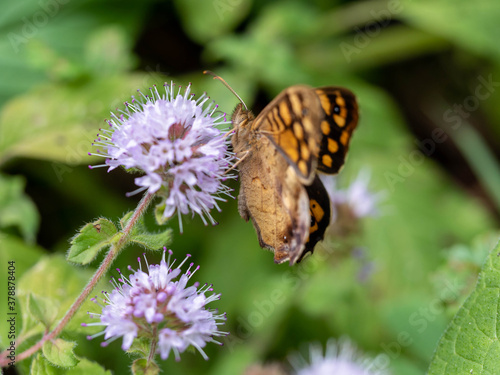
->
328, 138, 339, 153
272, 107, 286, 131
300, 142, 310, 160
279, 101, 291, 124
340, 131, 350, 146
310, 199, 325, 222
321, 120, 330, 135
334, 114, 346, 127
302, 116, 314, 133
318, 93, 332, 116
277, 130, 300, 162
298, 160, 308, 176
322, 154, 333, 168
289, 94, 302, 115
293, 122, 304, 140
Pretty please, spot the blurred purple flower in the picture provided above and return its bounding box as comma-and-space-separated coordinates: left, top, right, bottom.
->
321, 169, 386, 224
289, 337, 388, 375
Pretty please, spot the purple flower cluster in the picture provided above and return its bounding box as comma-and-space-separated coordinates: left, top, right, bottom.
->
84, 249, 227, 361
91, 83, 233, 230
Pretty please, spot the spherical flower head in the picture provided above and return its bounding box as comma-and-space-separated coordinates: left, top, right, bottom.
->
289, 337, 389, 375
90, 83, 234, 231
84, 248, 228, 361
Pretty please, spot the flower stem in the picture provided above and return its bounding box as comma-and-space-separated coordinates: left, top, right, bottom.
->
0, 193, 155, 366
148, 326, 159, 364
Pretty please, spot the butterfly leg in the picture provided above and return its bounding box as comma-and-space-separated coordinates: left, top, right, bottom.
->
221, 128, 236, 139
224, 150, 250, 175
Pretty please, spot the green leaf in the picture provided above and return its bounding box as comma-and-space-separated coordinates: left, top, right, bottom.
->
250, 1, 319, 40
31, 354, 110, 375
31, 353, 65, 375
428, 240, 500, 374
28, 294, 59, 330
129, 224, 172, 252
402, 0, 500, 62
42, 339, 79, 368
17, 294, 47, 341
205, 3, 320, 88
24, 39, 87, 82
66, 357, 112, 375
207, 33, 309, 89
153, 202, 169, 226
173, 0, 250, 43
131, 359, 160, 375
84, 26, 136, 76
0, 73, 163, 167
120, 211, 172, 251
67, 218, 118, 265
119, 211, 134, 230
18, 255, 103, 336
0, 173, 39, 243
0, 0, 150, 105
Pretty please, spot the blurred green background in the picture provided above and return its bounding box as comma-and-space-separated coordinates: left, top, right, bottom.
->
1, 0, 500, 374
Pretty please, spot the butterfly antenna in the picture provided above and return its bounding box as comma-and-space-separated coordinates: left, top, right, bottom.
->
203, 70, 248, 111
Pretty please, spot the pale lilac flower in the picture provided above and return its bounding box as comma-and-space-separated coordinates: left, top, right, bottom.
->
90, 83, 234, 231
83, 248, 227, 361
321, 169, 385, 223
290, 338, 388, 375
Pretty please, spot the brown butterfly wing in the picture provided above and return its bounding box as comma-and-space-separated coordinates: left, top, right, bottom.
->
252, 85, 322, 185
315, 87, 359, 174
235, 133, 310, 265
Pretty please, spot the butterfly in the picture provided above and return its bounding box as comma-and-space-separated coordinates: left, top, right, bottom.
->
205, 72, 358, 265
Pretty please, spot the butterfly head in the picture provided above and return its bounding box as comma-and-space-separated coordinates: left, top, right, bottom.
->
231, 103, 255, 149
231, 103, 254, 128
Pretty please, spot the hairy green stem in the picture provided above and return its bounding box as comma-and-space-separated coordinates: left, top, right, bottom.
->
0, 193, 155, 366
148, 326, 159, 365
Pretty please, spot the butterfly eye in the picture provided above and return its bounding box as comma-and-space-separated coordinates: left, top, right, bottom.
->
333, 105, 341, 114
302, 108, 309, 116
